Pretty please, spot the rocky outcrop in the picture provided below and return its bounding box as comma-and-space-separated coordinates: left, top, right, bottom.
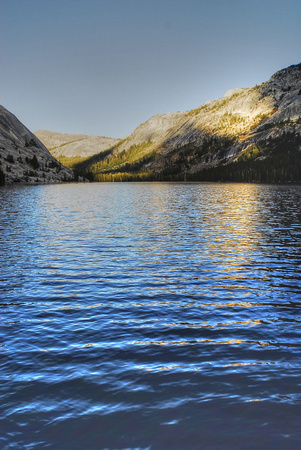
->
35, 129, 120, 158
76, 63, 301, 182
0, 105, 73, 185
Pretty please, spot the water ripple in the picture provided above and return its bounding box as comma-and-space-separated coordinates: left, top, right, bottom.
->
0, 182, 300, 448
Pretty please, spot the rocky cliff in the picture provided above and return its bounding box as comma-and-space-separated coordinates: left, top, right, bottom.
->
0, 106, 73, 185
76, 63, 301, 183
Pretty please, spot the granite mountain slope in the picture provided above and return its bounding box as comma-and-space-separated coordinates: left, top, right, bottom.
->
34, 129, 120, 159
76, 63, 301, 182
0, 106, 73, 185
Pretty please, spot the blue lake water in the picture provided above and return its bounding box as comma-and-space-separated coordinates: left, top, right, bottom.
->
0, 182, 300, 449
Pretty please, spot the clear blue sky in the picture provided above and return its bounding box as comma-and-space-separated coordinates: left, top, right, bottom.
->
1, 0, 301, 138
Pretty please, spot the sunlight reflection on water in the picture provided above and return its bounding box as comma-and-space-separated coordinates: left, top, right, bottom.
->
0, 182, 300, 448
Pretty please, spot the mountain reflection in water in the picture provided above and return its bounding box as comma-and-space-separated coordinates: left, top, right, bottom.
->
0, 182, 300, 449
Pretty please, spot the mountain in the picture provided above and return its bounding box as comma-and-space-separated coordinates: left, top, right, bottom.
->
0, 106, 73, 185
75, 63, 301, 183
34, 129, 120, 166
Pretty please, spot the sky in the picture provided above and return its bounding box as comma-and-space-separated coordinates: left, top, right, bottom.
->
1, 0, 301, 138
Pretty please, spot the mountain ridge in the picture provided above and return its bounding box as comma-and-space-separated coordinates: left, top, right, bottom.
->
3, 63, 301, 185
69, 63, 301, 182
34, 129, 120, 159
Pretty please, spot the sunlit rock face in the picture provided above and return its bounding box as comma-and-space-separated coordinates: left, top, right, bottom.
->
134, 63, 301, 174
259, 64, 301, 124
73, 63, 301, 182
0, 106, 73, 185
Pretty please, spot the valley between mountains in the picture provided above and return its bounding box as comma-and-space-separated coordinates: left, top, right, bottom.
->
1, 63, 301, 185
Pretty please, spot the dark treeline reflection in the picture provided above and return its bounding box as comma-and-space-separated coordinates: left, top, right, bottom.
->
0, 182, 300, 449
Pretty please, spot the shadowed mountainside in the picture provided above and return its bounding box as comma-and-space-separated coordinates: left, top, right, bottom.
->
0, 106, 73, 185
74, 63, 301, 183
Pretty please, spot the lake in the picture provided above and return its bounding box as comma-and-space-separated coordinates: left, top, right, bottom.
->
0, 182, 300, 449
